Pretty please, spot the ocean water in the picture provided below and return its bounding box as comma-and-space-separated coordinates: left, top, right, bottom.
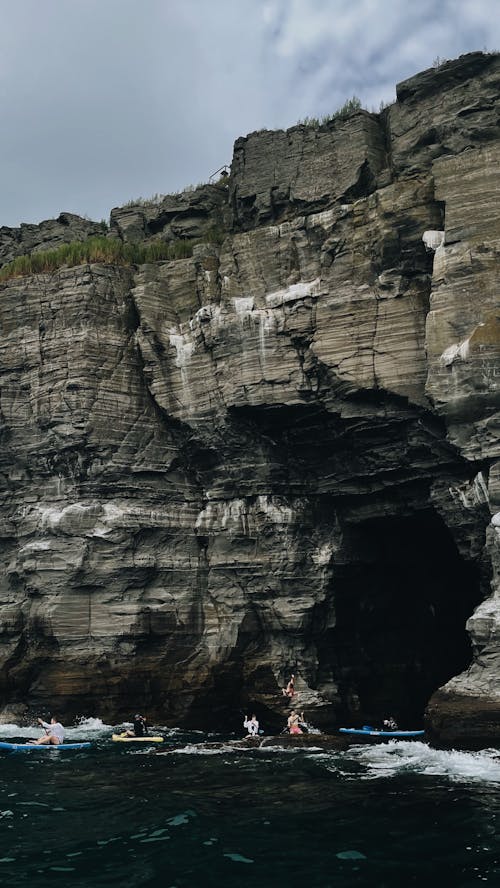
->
0, 720, 500, 887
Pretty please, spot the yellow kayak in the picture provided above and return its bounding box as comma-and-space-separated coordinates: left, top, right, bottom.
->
112, 733, 164, 743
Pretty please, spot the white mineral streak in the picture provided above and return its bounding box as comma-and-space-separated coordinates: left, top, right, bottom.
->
308, 208, 337, 228
265, 278, 321, 309
232, 297, 254, 317
39, 506, 66, 531
196, 496, 295, 535
448, 472, 490, 510
169, 330, 196, 403
311, 542, 334, 566
35, 501, 190, 538
475, 472, 490, 505
19, 540, 51, 552
255, 495, 294, 525
191, 304, 222, 328
440, 338, 471, 366
169, 331, 195, 369
422, 230, 445, 250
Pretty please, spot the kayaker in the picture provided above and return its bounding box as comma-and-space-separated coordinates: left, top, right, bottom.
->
383, 717, 398, 730
287, 710, 303, 735
124, 714, 148, 738
243, 714, 259, 736
29, 716, 65, 745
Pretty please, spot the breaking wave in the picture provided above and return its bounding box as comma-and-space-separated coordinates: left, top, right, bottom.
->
337, 740, 500, 783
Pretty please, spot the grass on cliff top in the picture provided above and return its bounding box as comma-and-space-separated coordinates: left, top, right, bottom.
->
298, 95, 362, 128
0, 227, 225, 283
122, 182, 210, 207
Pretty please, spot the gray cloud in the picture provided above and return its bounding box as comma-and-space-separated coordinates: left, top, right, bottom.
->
1, 0, 498, 227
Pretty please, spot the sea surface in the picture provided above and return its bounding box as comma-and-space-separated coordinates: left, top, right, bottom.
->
0, 719, 500, 886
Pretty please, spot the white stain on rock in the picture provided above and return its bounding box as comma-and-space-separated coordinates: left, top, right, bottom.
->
265, 278, 321, 309
196, 496, 295, 536
423, 230, 445, 251
311, 542, 334, 566
440, 338, 471, 366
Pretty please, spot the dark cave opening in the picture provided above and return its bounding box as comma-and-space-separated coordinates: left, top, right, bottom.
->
331, 509, 483, 727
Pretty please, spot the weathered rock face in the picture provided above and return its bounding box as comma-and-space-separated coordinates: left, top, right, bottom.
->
0, 213, 105, 265
0, 53, 499, 742
109, 184, 228, 245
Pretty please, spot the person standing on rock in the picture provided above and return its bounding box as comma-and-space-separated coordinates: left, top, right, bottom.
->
29, 716, 65, 745
243, 714, 260, 736
282, 674, 295, 700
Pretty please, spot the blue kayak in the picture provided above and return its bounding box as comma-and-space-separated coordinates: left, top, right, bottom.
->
339, 727, 424, 738
0, 741, 92, 751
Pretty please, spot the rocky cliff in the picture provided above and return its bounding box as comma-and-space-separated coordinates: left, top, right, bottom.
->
0, 52, 499, 745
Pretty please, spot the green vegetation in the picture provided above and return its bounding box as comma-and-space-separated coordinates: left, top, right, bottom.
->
298, 95, 362, 128
0, 236, 197, 283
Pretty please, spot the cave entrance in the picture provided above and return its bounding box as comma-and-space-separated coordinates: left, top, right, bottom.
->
332, 509, 483, 726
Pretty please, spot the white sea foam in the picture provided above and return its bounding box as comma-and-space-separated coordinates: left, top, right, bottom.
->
165, 743, 245, 756
0, 724, 39, 739
0, 718, 113, 741
65, 717, 113, 738
341, 741, 500, 783
162, 742, 326, 757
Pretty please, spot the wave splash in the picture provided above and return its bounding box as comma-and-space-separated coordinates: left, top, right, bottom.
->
342, 740, 500, 783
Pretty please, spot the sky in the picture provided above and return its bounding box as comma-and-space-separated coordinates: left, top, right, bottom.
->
1, 0, 498, 228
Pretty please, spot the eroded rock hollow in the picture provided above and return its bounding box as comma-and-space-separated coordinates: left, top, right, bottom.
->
1, 53, 499, 745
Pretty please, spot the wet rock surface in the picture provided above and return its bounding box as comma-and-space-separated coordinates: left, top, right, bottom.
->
0, 53, 499, 745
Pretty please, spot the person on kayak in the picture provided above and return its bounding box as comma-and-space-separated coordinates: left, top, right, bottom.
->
383, 717, 398, 730
287, 711, 303, 735
30, 716, 65, 745
243, 714, 260, 736
124, 714, 148, 738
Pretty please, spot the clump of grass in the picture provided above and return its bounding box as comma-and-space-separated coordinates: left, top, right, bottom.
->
123, 193, 166, 208
298, 95, 362, 128
123, 192, 165, 209
0, 236, 196, 282
123, 182, 211, 208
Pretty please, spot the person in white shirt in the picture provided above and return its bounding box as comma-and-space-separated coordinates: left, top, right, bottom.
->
243, 714, 259, 736
30, 716, 65, 745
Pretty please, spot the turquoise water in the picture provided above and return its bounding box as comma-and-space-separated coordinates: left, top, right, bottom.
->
1, 720, 500, 886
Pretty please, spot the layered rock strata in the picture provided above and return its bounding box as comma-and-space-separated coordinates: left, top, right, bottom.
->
0, 53, 499, 743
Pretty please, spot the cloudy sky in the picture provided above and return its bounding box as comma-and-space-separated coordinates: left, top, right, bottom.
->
1, 0, 498, 227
